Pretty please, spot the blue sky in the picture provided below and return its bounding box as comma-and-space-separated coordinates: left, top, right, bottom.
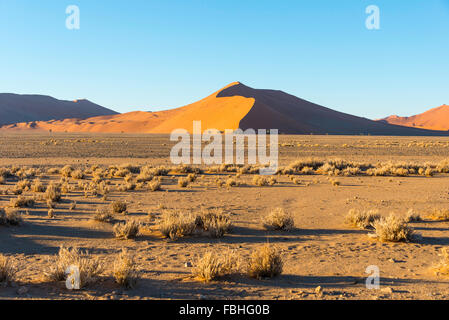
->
0, 0, 448, 118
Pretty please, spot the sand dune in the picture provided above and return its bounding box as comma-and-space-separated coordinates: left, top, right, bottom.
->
2, 83, 448, 136
378, 105, 449, 131
0, 93, 118, 126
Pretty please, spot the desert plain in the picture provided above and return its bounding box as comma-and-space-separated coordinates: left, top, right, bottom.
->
1, 133, 449, 300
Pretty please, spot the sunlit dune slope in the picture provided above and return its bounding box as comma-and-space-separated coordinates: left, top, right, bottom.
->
378, 105, 449, 131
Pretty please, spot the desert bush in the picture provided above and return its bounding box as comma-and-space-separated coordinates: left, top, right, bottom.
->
178, 177, 189, 188
0, 254, 17, 284
44, 246, 104, 288
113, 249, 138, 288
113, 220, 140, 239
148, 179, 162, 191
60, 165, 73, 177
372, 215, 415, 242
187, 173, 197, 182
45, 183, 61, 202
263, 208, 294, 231
10, 195, 35, 208
247, 244, 283, 279
345, 209, 381, 229
405, 209, 422, 222
225, 178, 240, 187
16, 179, 31, 191
252, 176, 276, 186
47, 209, 55, 218
193, 250, 239, 282
0, 208, 23, 226
427, 208, 449, 221
196, 208, 232, 238
71, 169, 84, 179
159, 210, 196, 240
31, 179, 45, 192
93, 207, 114, 223
111, 200, 127, 214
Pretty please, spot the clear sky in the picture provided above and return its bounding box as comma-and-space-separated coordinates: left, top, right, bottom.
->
1, 0, 448, 119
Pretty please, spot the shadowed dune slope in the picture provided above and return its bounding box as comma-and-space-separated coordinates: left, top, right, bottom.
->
0, 93, 118, 126
2, 83, 449, 136
378, 105, 449, 131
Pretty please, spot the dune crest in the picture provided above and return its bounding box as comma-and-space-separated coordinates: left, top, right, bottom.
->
2, 83, 449, 136
379, 105, 449, 131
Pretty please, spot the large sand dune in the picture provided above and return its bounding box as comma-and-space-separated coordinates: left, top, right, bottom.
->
2, 83, 448, 136
0, 93, 118, 126
378, 105, 449, 131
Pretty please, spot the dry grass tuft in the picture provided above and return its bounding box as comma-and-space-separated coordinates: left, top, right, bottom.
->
0, 207, 23, 226
45, 183, 61, 202
0, 254, 17, 284
178, 177, 189, 188
44, 246, 103, 288
427, 208, 449, 221
113, 249, 139, 288
247, 244, 283, 279
405, 209, 422, 222
372, 215, 415, 242
193, 249, 239, 282
148, 179, 162, 191
159, 210, 196, 240
113, 220, 141, 240
111, 200, 127, 214
263, 208, 295, 231
93, 207, 114, 223
345, 209, 381, 229
196, 208, 232, 238
10, 195, 35, 208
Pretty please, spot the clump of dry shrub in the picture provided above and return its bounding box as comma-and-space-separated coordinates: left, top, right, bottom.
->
0, 254, 17, 284
10, 195, 35, 208
44, 246, 104, 288
113, 220, 141, 239
45, 183, 61, 202
345, 209, 381, 229
427, 208, 449, 221
196, 208, 232, 238
93, 207, 114, 223
111, 200, 127, 214
159, 210, 196, 240
371, 215, 415, 242
178, 177, 189, 188
148, 179, 162, 191
0, 207, 23, 226
193, 249, 239, 282
405, 209, 422, 222
113, 249, 139, 288
247, 244, 283, 279
252, 175, 276, 186
263, 208, 294, 231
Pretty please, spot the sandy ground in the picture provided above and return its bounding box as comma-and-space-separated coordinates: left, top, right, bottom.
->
1, 133, 449, 300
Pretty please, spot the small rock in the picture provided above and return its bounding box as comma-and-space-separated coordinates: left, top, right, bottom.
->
315, 286, 323, 295
388, 258, 396, 263
184, 262, 192, 268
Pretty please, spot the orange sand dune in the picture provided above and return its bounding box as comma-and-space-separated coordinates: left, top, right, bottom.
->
1, 82, 255, 134
2, 82, 449, 136
378, 105, 449, 131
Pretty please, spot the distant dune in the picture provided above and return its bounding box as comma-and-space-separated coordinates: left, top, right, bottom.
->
1, 83, 448, 136
378, 105, 449, 131
0, 93, 118, 126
